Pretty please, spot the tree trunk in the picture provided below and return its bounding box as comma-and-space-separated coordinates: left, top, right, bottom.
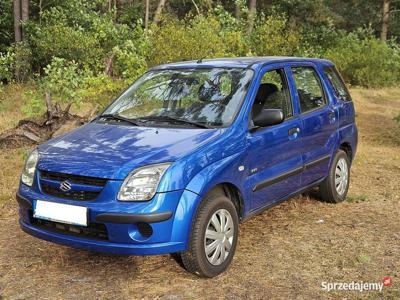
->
21, 0, 29, 40
247, 0, 256, 33
144, 0, 149, 28
13, 0, 22, 43
153, 0, 167, 24
381, 0, 390, 42
235, 1, 241, 19
191, 0, 200, 15
38, 0, 42, 24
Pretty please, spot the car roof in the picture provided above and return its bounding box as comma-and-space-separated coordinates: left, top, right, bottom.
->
151, 56, 334, 71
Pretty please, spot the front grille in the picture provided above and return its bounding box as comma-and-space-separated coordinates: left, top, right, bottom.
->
40, 170, 107, 186
30, 213, 108, 241
41, 184, 99, 201
39, 170, 107, 201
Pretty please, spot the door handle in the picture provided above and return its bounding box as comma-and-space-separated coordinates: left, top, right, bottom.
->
288, 127, 300, 136
328, 111, 335, 121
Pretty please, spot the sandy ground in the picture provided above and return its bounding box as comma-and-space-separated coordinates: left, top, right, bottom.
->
0, 87, 399, 299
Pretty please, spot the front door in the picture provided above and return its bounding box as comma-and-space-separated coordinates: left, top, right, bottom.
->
245, 67, 303, 211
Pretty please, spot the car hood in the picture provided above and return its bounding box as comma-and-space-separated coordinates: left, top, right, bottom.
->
37, 122, 221, 180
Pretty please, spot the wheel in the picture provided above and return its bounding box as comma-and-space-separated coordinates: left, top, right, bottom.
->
179, 193, 239, 277
319, 149, 351, 203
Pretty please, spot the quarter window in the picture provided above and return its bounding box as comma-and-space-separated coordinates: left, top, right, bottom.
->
324, 66, 352, 101
291, 67, 326, 113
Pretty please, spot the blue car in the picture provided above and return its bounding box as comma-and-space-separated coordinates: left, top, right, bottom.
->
17, 57, 357, 277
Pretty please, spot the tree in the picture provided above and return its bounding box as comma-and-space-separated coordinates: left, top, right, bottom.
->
153, 0, 167, 24
21, 0, 29, 39
144, 0, 149, 28
13, 0, 22, 42
247, 0, 256, 33
381, 0, 390, 42
13, 0, 29, 42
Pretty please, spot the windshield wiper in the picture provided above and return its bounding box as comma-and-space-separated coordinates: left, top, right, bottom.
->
99, 113, 142, 126
139, 115, 210, 129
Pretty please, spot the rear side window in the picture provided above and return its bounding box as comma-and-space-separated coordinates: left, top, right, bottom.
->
324, 66, 352, 101
291, 67, 326, 113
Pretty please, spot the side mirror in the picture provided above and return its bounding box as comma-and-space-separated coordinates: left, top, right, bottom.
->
253, 109, 284, 127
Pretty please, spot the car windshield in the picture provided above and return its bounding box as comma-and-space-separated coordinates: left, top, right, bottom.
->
102, 68, 253, 128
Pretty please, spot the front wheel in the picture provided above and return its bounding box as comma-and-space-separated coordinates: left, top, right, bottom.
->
319, 149, 351, 203
179, 193, 239, 277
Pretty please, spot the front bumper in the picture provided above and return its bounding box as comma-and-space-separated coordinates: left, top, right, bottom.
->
17, 182, 201, 255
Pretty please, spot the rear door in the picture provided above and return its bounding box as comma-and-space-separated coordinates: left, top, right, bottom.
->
245, 66, 303, 211
289, 65, 338, 186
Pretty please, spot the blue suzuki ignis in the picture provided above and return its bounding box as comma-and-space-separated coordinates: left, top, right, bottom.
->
17, 57, 357, 277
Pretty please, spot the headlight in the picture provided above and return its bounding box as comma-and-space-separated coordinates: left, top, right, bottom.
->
117, 163, 171, 201
21, 149, 39, 186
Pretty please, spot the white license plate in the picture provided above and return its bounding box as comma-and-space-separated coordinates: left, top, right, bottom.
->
33, 200, 88, 227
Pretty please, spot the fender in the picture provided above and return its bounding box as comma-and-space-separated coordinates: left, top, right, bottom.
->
169, 152, 247, 247
338, 123, 358, 160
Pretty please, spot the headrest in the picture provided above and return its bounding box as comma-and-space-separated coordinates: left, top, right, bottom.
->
256, 83, 279, 102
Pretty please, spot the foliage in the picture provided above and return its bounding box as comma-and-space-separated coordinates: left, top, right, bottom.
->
42, 57, 87, 103
112, 21, 150, 80
148, 15, 229, 66
21, 57, 129, 117
1, 0, 400, 119
0, 0, 13, 53
0, 50, 15, 83
250, 14, 300, 56
325, 30, 400, 87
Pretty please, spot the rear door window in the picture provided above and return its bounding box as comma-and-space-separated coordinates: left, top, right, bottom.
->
291, 67, 326, 113
323, 66, 352, 101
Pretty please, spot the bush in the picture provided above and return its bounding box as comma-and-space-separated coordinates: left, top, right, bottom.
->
250, 14, 300, 56
0, 50, 15, 82
148, 15, 229, 66
26, 0, 142, 75
325, 30, 400, 87
0, 42, 32, 83
78, 75, 128, 109
112, 21, 150, 80
42, 57, 87, 104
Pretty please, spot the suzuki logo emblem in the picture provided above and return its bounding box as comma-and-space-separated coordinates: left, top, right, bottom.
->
59, 180, 72, 192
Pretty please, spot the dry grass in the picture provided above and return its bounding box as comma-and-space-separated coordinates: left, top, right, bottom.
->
0, 85, 26, 133
0, 87, 399, 299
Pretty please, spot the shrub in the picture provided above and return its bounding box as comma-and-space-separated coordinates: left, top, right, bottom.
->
250, 14, 300, 56
0, 42, 32, 83
26, 0, 141, 75
79, 75, 128, 109
0, 50, 15, 82
148, 15, 229, 66
112, 21, 150, 80
325, 30, 400, 87
42, 57, 87, 104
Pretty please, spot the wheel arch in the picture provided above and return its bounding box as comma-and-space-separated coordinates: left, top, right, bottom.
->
203, 183, 245, 221
339, 141, 353, 161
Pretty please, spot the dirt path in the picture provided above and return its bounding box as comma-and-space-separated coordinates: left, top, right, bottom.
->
0, 88, 399, 299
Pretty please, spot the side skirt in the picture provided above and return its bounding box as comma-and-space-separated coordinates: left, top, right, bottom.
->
242, 177, 325, 222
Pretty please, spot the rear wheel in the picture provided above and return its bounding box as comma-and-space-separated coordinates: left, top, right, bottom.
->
179, 193, 239, 277
319, 149, 350, 203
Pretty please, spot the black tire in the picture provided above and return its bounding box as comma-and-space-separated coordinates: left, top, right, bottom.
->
179, 193, 239, 278
319, 149, 351, 203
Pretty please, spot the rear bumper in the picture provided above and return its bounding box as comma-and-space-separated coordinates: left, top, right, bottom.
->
17, 184, 201, 255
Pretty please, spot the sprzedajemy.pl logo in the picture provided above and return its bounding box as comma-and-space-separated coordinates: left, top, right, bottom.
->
321, 277, 392, 292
